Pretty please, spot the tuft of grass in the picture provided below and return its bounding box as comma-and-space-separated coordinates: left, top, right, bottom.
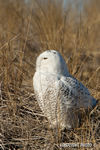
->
0, 0, 100, 149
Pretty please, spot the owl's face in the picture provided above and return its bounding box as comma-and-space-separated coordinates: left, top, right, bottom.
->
36, 50, 69, 76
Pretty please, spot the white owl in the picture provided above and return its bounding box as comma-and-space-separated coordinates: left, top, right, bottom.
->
33, 50, 97, 130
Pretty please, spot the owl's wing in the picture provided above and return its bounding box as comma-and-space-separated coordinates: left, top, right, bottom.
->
60, 76, 97, 111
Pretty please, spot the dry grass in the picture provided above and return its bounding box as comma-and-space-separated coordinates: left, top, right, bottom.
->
0, 0, 100, 149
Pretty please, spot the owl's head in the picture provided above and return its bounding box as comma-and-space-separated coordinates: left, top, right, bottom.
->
36, 50, 70, 76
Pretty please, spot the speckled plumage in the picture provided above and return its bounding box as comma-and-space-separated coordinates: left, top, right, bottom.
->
33, 50, 97, 130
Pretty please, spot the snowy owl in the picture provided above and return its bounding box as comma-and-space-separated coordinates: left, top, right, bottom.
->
33, 50, 97, 130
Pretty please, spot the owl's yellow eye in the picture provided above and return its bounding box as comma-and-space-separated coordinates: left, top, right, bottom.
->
43, 57, 48, 60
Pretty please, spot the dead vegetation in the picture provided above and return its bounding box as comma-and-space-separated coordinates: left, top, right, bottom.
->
0, 0, 100, 149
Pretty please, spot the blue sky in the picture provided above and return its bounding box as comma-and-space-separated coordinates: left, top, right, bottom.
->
24, 0, 85, 10
63, 0, 84, 10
